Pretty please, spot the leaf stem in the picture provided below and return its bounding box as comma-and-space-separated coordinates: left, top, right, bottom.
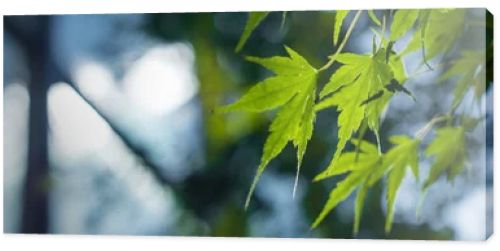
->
414, 115, 448, 140
407, 62, 444, 79
318, 10, 363, 72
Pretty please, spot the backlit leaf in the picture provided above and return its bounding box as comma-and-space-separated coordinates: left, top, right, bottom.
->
221, 46, 318, 208
354, 183, 369, 235
383, 135, 420, 233
439, 50, 486, 108
314, 143, 380, 181
333, 10, 350, 45
312, 140, 381, 229
312, 170, 368, 228
390, 9, 419, 41
317, 52, 394, 171
313, 134, 422, 233
235, 12, 270, 52
423, 126, 466, 189
403, 9, 466, 61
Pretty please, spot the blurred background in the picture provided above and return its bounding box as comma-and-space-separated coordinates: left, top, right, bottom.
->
3, 9, 493, 240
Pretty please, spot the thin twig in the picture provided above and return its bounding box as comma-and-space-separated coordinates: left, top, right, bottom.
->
318, 10, 363, 72
407, 62, 444, 79
414, 115, 448, 140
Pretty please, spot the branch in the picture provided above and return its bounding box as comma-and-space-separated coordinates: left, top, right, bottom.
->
63, 76, 180, 189
6, 19, 179, 190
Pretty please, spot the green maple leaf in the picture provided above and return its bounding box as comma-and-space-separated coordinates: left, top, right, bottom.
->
235, 12, 270, 52
292, 87, 316, 197
439, 50, 486, 108
389, 9, 419, 41
220, 46, 317, 208
312, 136, 420, 234
354, 182, 370, 235
403, 9, 466, 62
461, 115, 483, 131
364, 51, 410, 136
315, 51, 394, 171
333, 10, 350, 45
314, 139, 380, 181
311, 140, 381, 230
382, 135, 420, 233
423, 126, 467, 190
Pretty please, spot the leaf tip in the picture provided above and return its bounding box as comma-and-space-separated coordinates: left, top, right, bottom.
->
384, 219, 393, 235
352, 229, 359, 237
244, 55, 259, 63
384, 228, 391, 235
234, 45, 243, 53
235, 39, 247, 53
292, 175, 299, 199
310, 220, 320, 230
244, 185, 255, 210
312, 171, 327, 182
283, 45, 296, 57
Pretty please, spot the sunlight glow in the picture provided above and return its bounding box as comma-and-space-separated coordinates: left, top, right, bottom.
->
48, 82, 112, 159
73, 60, 114, 100
3, 83, 30, 232
123, 43, 198, 116
47, 82, 179, 234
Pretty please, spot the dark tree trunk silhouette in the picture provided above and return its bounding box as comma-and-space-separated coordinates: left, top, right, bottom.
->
10, 16, 53, 233
5, 14, 264, 233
